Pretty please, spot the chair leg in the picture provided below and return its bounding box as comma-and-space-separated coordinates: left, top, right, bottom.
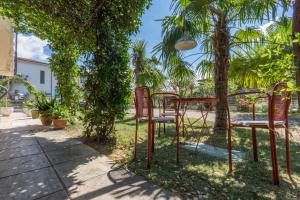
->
134, 119, 138, 160
182, 115, 185, 137
228, 127, 233, 173
252, 127, 258, 162
269, 129, 279, 185
151, 122, 155, 153
285, 127, 291, 175
176, 119, 179, 164
164, 123, 166, 134
158, 123, 161, 137
147, 121, 153, 169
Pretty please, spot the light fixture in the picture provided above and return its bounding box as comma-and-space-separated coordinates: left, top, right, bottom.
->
175, 35, 197, 51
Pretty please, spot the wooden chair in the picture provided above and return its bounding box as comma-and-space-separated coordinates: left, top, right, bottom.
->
134, 86, 180, 168
227, 82, 291, 185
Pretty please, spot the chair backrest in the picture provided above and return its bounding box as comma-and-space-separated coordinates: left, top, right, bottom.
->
134, 86, 152, 119
269, 82, 291, 122
163, 95, 178, 112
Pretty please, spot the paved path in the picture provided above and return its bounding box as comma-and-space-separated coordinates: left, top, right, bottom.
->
0, 113, 179, 200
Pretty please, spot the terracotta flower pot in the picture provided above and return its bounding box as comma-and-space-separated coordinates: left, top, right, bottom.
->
53, 119, 68, 129
31, 110, 39, 119
40, 115, 52, 126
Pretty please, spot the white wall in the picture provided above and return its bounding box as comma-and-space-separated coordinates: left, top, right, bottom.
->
9, 59, 57, 98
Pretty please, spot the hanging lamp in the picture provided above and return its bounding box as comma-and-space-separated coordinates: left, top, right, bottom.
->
175, 34, 197, 51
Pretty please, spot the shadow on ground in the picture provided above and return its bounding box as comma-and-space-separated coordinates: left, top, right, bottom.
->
115, 116, 300, 199
0, 117, 178, 200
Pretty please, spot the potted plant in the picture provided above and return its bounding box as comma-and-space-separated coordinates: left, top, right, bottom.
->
50, 104, 69, 129
35, 94, 56, 126
25, 99, 39, 119
0, 98, 14, 117
23, 100, 33, 117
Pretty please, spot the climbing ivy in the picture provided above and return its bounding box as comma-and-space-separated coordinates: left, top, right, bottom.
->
0, 0, 151, 141
49, 41, 81, 114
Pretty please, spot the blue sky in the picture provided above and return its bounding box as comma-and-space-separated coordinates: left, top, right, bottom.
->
17, 0, 293, 64
131, 0, 172, 56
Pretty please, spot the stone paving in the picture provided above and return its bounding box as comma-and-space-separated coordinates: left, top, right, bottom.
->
0, 113, 180, 200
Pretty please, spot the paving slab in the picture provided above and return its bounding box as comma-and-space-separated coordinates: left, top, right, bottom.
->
0, 137, 37, 150
0, 153, 49, 178
45, 144, 98, 165
0, 167, 64, 200
54, 155, 113, 187
67, 166, 180, 200
37, 190, 70, 200
0, 113, 180, 200
0, 144, 42, 160
38, 137, 83, 153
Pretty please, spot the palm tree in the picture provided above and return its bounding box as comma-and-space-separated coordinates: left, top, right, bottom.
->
131, 40, 165, 90
230, 18, 293, 88
165, 54, 195, 96
154, 0, 289, 133
132, 39, 147, 86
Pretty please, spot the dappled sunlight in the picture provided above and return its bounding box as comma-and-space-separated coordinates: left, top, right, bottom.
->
115, 115, 300, 199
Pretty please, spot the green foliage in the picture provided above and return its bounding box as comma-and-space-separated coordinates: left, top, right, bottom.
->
35, 94, 56, 117
230, 18, 295, 89
50, 103, 70, 120
192, 80, 215, 97
132, 40, 165, 90
0, 98, 10, 107
0, 0, 151, 141
24, 99, 35, 109
50, 45, 81, 114
0, 76, 39, 96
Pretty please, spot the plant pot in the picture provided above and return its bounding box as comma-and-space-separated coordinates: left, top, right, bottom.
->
0, 107, 14, 117
53, 118, 68, 129
31, 110, 39, 119
26, 108, 32, 117
40, 115, 52, 126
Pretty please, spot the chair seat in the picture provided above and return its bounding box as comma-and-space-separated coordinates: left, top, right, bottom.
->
161, 111, 181, 116
137, 116, 175, 123
154, 117, 175, 123
231, 120, 285, 127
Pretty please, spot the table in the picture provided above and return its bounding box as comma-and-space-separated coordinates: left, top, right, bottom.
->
173, 97, 220, 149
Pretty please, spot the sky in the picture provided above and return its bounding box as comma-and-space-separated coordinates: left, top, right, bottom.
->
16, 0, 293, 64
16, 0, 173, 63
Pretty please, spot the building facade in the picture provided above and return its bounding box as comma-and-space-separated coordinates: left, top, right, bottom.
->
9, 57, 57, 98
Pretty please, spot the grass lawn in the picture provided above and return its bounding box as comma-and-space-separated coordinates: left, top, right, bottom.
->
112, 114, 300, 199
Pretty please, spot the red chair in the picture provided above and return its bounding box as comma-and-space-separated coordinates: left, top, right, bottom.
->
227, 83, 291, 185
134, 86, 181, 168
159, 95, 183, 136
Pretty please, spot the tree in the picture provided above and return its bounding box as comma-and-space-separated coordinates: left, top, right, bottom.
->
165, 54, 195, 96
292, 0, 300, 111
230, 18, 294, 88
131, 40, 165, 90
154, 0, 289, 133
0, 0, 152, 141
0, 1, 81, 114
132, 40, 147, 85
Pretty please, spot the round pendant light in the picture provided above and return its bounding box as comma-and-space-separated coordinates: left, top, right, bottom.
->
175, 35, 197, 51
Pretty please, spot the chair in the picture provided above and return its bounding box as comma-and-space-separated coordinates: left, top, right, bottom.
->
134, 86, 180, 169
227, 82, 291, 185
159, 95, 183, 136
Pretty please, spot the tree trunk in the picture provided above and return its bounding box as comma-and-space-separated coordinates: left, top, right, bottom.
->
213, 15, 230, 133
134, 58, 144, 86
293, 0, 300, 111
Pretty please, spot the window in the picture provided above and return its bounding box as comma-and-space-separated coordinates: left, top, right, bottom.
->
40, 70, 45, 84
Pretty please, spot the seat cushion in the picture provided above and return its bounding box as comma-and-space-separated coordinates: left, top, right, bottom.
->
161, 111, 181, 116
231, 120, 285, 127
153, 117, 175, 123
